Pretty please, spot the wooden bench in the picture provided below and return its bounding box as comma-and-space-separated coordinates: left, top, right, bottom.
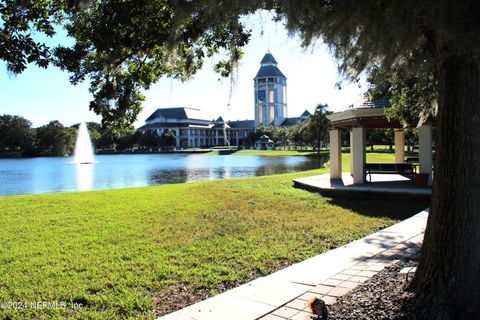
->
364, 163, 416, 182
405, 156, 419, 164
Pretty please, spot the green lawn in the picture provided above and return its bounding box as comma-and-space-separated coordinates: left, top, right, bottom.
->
207, 146, 398, 158
206, 149, 326, 157
0, 152, 428, 319
335, 150, 397, 171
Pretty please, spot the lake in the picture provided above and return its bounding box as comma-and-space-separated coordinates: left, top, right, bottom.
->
0, 154, 323, 196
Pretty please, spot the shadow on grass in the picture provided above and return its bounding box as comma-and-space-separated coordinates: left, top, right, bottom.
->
326, 197, 430, 220
216, 150, 240, 155
305, 150, 329, 158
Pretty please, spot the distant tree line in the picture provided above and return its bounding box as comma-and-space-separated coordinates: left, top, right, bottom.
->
0, 116, 76, 157
0, 115, 176, 157
246, 104, 333, 153
2, 106, 417, 158
244, 102, 421, 153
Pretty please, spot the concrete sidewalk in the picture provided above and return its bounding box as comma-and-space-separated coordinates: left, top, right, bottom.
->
158, 209, 428, 320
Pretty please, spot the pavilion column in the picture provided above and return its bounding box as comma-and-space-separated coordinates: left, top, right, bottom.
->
329, 129, 342, 179
187, 129, 191, 148
215, 130, 219, 146
349, 130, 354, 176
418, 124, 433, 184
394, 129, 406, 163
236, 131, 239, 146
351, 126, 366, 184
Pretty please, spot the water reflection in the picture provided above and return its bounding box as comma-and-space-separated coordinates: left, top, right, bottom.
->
255, 157, 323, 176
148, 155, 327, 185
75, 163, 93, 191
149, 168, 200, 184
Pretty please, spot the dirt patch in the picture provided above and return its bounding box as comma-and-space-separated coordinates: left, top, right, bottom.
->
152, 258, 294, 317
327, 259, 418, 319
152, 285, 211, 317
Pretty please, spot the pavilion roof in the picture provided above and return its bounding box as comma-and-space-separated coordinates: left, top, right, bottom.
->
327, 107, 403, 129
327, 99, 404, 129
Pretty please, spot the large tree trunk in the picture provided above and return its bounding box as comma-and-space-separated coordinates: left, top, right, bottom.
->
413, 53, 480, 319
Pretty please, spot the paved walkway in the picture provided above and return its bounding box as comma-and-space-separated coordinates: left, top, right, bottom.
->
158, 209, 428, 320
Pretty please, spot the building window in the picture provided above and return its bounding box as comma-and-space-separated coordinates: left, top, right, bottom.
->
257, 90, 266, 101
263, 105, 268, 125
258, 102, 263, 124
269, 85, 274, 103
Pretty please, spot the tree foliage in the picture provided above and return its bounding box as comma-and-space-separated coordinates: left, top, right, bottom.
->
0, 0, 64, 73
366, 68, 438, 127
54, 0, 252, 128
35, 120, 76, 156
286, 123, 305, 148
0, 115, 175, 156
1, 0, 252, 128
303, 104, 331, 152
246, 124, 310, 149
272, 126, 288, 149
0, 0, 91, 72
0, 114, 35, 154
246, 125, 272, 146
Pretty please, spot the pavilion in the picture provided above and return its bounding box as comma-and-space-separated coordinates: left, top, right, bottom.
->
327, 100, 434, 185
254, 135, 275, 150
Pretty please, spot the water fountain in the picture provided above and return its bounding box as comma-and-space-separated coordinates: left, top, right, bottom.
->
222, 126, 231, 150
74, 122, 95, 164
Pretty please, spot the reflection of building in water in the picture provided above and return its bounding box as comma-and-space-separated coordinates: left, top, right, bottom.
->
138, 52, 311, 148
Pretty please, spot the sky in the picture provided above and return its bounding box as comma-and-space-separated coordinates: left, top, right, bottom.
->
0, 12, 367, 128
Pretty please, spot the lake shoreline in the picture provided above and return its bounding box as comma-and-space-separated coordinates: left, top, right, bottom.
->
0, 148, 326, 159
